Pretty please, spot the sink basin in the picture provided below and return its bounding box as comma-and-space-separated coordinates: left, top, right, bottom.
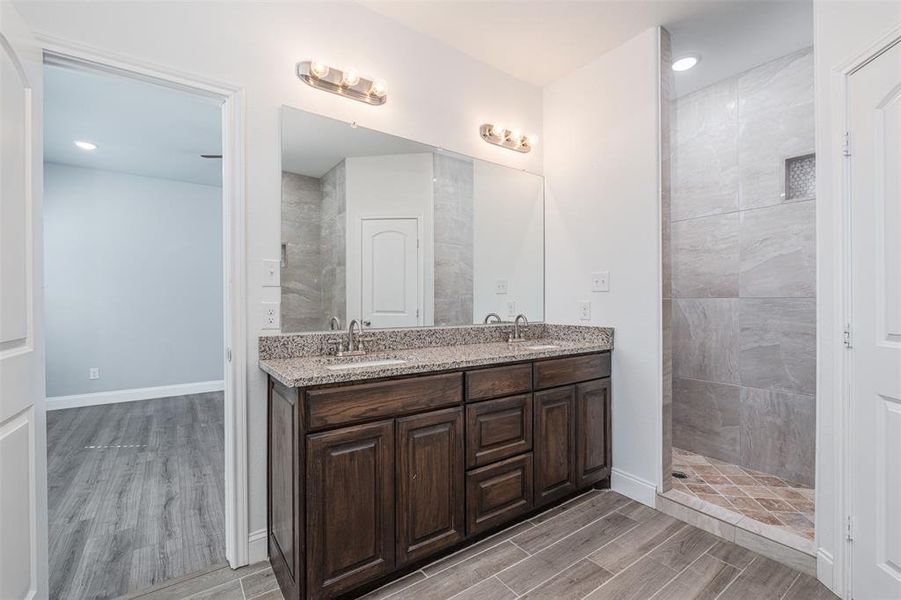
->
325, 358, 408, 371
523, 344, 560, 351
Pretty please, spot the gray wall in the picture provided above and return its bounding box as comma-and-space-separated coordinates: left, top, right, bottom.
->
320, 162, 346, 328
281, 171, 323, 332
433, 153, 474, 326
281, 163, 346, 332
44, 163, 224, 397
670, 48, 816, 485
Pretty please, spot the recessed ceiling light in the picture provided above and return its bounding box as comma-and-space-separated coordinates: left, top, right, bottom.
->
672, 55, 700, 72
74, 140, 98, 151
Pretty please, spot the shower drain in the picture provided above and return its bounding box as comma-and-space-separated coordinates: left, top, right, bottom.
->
672, 470, 688, 480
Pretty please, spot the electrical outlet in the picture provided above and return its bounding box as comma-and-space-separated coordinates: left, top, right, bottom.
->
495, 279, 508, 294
89, 367, 100, 380
579, 301, 591, 321
262, 302, 280, 329
591, 271, 610, 292
263, 259, 280, 287
506, 300, 517, 317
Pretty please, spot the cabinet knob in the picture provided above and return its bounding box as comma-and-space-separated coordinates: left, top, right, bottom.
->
412, 473, 417, 480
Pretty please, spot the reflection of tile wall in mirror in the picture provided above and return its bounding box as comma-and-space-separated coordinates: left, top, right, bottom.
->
279, 106, 545, 332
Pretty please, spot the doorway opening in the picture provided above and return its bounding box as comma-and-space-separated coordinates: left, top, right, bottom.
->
659, 1, 817, 560
42, 57, 230, 598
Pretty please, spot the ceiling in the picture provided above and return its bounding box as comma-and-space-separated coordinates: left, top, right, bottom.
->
361, 0, 812, 95
44, 63, 223, 187
282, 106, 434, 178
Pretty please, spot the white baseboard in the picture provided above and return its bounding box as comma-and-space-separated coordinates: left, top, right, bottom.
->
47, 380, 225, 411
817, 548, 837, 594
248, 528, 268, 564
611, 468, 657, 507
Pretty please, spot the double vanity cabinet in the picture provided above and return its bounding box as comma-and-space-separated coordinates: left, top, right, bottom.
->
267, 350, 612, 600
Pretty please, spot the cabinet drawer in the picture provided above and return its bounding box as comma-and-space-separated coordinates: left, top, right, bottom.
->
533, 353, 611, 390
465, 363, 532, 401
466, 454, 533, 536
306, 372, 463, 429
466, 395, 533, 468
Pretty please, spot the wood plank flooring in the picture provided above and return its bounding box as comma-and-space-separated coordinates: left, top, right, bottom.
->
133, 489, 837, 599
358, 489, 837, 600
47, 393, 226, 600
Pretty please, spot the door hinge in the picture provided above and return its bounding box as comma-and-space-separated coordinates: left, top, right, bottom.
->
847, 515, 854, 541
843, 131, 852, 157
227, 347, 233, 362
843, 323, 853, 349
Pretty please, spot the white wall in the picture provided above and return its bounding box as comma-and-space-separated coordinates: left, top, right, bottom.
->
543, 28, 662, 505
44, 163, 224, 398
473, 161, 544, 322
814, 1, 901, 593
345, 153, 434, 325
14, 0, 544, 543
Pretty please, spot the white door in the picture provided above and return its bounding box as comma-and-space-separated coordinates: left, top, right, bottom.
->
360, 218, 420, 328
0, 4, 46, 600
848, 37, 901, 600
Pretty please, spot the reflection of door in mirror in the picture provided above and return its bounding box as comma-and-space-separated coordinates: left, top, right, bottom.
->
361, 218, 421, 328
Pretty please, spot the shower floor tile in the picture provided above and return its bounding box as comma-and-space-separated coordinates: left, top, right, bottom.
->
672, 447, 815, 541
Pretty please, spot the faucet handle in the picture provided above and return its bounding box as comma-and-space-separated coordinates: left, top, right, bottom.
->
323, 337, 344, 355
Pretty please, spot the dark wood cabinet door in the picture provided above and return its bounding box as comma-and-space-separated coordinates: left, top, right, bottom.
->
534, 386, 576, 506
396, 407, 465, 566
306, 420, 394, 599
466, 453, 533, 536
268, 380, 302, 600
465, 394, 533, 468
575, 379, 611, 488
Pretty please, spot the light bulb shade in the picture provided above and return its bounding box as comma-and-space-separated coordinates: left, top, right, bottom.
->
525, 134, 538, 147
310, 60, 330, 79
491, 124, 506, 138
342, 68, 360, 87
369, 79, 388, 98
672, 55, 699, 72
509, 129, 522, 145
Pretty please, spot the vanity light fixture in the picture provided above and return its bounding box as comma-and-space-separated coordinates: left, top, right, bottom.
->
480, 123, 536, 153
296, 60, 387, 105
74, 140, 98, 151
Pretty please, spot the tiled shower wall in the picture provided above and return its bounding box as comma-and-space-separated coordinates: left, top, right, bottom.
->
281, 161, 346, 332
670, 48, 816, 486
433, 153, 474, 326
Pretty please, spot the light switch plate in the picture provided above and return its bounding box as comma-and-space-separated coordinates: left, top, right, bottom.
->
262, 302, 280, 329
263, 259, 280, 287
591, 271, 610, 292
506, 300, 517, 317
89, 368, 100, 380
495, 279, 508, 294
579, 301, 591, 321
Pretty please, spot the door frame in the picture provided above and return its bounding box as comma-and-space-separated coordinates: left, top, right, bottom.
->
36, 35, 250, 568
358, 215, 424, 327
830, 22, 901, 600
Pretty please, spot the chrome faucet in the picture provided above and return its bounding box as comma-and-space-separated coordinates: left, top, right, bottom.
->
338, 319, 366, 356
328, 316, 342, 331
510, 314, 529, 343
483, 312, 502, 324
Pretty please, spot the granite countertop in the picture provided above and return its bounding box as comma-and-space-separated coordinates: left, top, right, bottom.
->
260, 336, 613, 388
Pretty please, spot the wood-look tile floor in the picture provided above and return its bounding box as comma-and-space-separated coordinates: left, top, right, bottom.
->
47, 393, 226, 600
157, 489, 836, 600
671, 448, 815, 541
